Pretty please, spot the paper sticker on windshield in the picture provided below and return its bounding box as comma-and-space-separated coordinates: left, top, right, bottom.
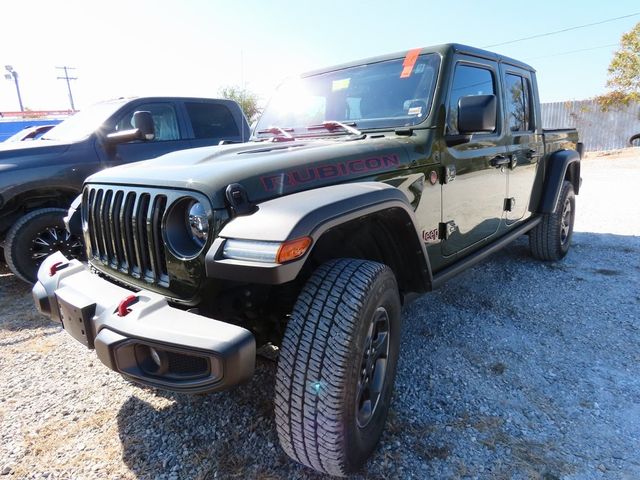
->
414, 63, 426, 74
332, 78, 350, 91
408, 106, 423, 116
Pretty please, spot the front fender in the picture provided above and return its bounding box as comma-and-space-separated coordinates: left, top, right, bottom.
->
205, 182, 430, 285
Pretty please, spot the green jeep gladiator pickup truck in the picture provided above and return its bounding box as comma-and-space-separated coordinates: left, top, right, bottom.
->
33, 43, 581, 476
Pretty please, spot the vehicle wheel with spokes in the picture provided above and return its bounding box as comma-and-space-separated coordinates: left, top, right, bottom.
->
530, 180, 575, 261
275, 259, 401, 476
5, 208, 85, 283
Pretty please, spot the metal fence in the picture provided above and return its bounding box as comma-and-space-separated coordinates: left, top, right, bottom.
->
541, 100, 640, 152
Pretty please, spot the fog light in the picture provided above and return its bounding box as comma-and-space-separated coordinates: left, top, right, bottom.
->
135, 344, 168, 375
150, 347, 162, 367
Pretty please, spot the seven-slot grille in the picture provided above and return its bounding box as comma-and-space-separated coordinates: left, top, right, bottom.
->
83, 186, 169, 285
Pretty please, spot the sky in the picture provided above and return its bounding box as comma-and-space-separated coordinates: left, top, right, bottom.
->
1, 0, 638, 112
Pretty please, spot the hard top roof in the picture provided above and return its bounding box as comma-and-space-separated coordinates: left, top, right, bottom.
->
302, 43, 535, 77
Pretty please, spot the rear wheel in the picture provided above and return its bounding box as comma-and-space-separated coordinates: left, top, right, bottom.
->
5, 208, 84, 283
530, 180, 575, 261
275, 259, 401, 476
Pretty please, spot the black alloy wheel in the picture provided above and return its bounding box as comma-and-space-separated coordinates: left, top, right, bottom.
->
5, 208, 85, 283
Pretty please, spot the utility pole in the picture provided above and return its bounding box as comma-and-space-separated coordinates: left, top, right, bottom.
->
4, 65, 24, 112
56, 66, 78, 112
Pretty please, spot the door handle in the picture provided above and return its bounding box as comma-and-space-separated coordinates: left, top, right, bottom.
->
490, 155, 510, 167
526, 149, 542, 159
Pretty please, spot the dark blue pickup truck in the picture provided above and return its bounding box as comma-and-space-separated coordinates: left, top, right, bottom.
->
0, 96, 250, 282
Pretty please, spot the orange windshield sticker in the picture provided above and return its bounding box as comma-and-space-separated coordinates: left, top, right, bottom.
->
400, 48, 421, 78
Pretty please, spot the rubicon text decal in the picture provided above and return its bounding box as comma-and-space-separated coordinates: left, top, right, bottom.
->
261, 154, 401, 191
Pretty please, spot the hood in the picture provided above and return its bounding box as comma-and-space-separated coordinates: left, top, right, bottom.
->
0, 139, 72, 159
87, 136, 415, 207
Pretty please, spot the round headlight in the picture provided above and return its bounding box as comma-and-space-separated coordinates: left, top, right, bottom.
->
188, 201, 209, 246
165, 197, 211, 259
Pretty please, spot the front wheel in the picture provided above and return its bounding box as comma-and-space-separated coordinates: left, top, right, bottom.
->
530, 180, 575, 261
5, 208, 84, 283
275, 259, 401, 476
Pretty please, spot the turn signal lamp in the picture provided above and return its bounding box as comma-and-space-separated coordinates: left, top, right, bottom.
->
223, 236, 312, 264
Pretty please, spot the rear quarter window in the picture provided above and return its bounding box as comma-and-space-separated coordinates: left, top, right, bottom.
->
505, 73, 533, 132
185, 102, 240, 139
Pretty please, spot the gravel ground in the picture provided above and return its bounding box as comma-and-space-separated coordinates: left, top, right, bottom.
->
1, 149, 639, 479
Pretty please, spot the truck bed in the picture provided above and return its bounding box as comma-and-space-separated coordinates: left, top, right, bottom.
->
543, 128, 579, 155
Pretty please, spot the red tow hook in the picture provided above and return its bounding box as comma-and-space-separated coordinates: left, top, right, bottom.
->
117, 295, 138, 317
49, 261, 68, 277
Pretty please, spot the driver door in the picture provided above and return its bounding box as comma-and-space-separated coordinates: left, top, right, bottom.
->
440, 58, 508, 257
98, 101, 191, 168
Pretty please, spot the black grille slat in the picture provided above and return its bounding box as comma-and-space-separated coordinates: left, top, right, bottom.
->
111, 191, 125, 270
121, 192, 137, 275
146, 196, 159, 284
100, 190, 114, 265
84, 185, 176, 287
135, 193, 151, 281
93, 189, 105, 262
130, 194, 145, 279
147, 195, 167, 281
86, 189, 97, 257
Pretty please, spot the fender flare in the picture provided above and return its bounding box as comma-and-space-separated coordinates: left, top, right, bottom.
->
205, 182, 431, 287
538, 149, 580, 214
64, 194, 83, 237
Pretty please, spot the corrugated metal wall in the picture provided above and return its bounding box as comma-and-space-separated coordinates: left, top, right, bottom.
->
541, 100, 640, 152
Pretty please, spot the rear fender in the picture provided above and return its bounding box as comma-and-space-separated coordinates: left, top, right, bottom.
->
538, 149, 580, 213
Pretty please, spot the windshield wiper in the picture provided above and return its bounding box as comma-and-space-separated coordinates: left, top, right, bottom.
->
307, 120, 363, 137
256, 126, 295, 142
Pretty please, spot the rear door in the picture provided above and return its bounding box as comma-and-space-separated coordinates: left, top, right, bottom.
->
184, 101, 247, 147
440, 57, 508, 257
501, 66, 543, 224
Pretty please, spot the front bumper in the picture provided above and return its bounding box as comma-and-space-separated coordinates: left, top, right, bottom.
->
32, 252, 255, 394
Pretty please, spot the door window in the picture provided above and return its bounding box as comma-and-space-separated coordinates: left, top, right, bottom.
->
114, 103, 180, 141
185, 102, 240, 139
448, 64, 496, 134
505, 74, 533, 132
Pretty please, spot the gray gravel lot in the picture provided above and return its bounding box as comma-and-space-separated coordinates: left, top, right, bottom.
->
1, 150, 639, 479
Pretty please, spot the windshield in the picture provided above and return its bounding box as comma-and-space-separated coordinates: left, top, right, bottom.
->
41, 101, 126, 142
256, 53, 440, 136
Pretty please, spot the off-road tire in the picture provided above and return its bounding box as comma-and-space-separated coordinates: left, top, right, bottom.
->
5, 208, 84, 283
530, 180, 575, 261
275, 259, 401, 476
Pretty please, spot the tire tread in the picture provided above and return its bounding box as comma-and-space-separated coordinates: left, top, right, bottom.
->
275, 259, 389, 476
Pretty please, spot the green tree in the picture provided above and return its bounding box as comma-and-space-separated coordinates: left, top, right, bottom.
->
598, 22, 640, 109
219, 86, 261, 122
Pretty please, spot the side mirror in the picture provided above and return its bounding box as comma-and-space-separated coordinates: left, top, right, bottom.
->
105, 110, 155, 144
457, 94, 497, 134
132, 111, 155, 140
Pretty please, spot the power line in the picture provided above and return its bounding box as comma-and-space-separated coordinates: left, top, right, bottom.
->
526, 43, 619, 61
56, 66, 78, 111
483, 12, 640, 48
